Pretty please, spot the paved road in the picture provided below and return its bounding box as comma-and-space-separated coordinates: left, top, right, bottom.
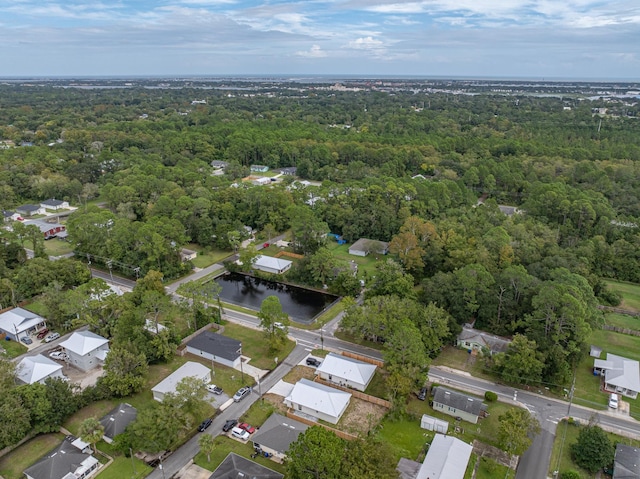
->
145, 344, 310, 479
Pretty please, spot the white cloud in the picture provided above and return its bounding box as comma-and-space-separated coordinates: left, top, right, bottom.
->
348, 36, 384, 49
296, 44, 327, 57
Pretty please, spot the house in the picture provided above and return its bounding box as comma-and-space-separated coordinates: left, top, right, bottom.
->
16, 354, 65, 385
498, 205, 522, 216
614, 444, 640, 479
348, 238, 389, 257
284, 378, 351, 425
420, 414, 449, 434
99, 403, 137, 443
180, 248, 197, 262
151, 361, 211, 402
2, 210, 19, 222
15, 204, 45, 217
211, 160, 228, 169
24, 436, 100, 479
24, 219, 67, 239
0, 307, 47, 341
59, 330, 110, 372
252, 176, 272, 186
40, 198, 70, 210
279, 167, 297, 176
185, 330, 242, 368
456, 326, 511, 356
250, 165, 269, 173
416, 434, 473, 479
594, 353, 640, 399
252, 255, 292, 275
315, 352, 377, 392
251, 413, 308, 460
432, 387, 487, 424
209, 453, 283, 479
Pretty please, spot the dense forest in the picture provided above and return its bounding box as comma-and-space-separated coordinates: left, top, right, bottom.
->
1, 80, 640, 389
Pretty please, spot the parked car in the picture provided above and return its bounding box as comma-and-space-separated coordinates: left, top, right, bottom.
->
49, 351, 69, 360
20, 336, 33, 345
36, 328, 50, 340
231, 426, 250, 441
222, 419, 238, 432
609, 393, 619, 409
417, 386, 428, 401
198, 418, 213, 432
274, 322, 285, 330
44, 332, 60, 343
306, 357, 321, 367
206, 384, 223, 395
16, 216, 24, 221
263, 243, 270, 248
238, 422, 256, 434
233, 387, 250, 402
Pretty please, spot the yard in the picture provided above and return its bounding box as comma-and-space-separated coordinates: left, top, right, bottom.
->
605, 312, 640, 330
431, 346, 495, 382
324, 241, 382, 278
95, 441, 151, 479
221, 322, 295, 371
604, 279, 640, 312
43, 238, 74, 256
338, 397, 388, 436
0, 433, 64, 479
1, 337, 28, 358
182, 243, 232, 269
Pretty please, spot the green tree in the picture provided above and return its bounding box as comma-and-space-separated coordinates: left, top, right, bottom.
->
570, 425, 614, 474
100, 346, 148, 397
239, 244, 259, 272
342, 437, 399, 479
0, 391, 31, 448
286, 426, 345, 479
79, 417, 105, 454
258, 295, 289, 350
366, 260, 415, 300
288, 205, 328, 256
199, 433, 216, 462
493, 334, 544, 385
497, 407, 540, 455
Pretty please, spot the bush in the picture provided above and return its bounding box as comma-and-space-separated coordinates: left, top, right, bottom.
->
485, 391, 498, 402
571, 425, 614, 473
560, 471, 581, 479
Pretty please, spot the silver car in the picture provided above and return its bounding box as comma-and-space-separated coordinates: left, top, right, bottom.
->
233, 387, 250, 402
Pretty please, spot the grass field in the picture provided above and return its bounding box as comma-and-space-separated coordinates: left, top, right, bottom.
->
220, 322, 295, 371
604, 279, 640, 311
325, 241, 382, 278
183, 243, 232, 269
43, 238, 74, 256
605, 312, 640, 330
1, 337, 28, 358
0, 433, 64, 479
96, 441, 152, 479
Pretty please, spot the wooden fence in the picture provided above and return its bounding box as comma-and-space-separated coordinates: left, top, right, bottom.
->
313, 377, 391, 409
274, 251, 304, 260
285, 410, 358, 441
598, 305, 640, 317
341, 351, 384, 368
603, 324, 640, 337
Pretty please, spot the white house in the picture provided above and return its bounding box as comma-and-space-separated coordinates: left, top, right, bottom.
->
416, 434, 473, 479
152, 361, 211, 402
251, 413, 308, 461
253, 255, 292, 275
24, 436, 100, 479
252, 177, 272, 186
594, 353, 640, 399
40, 198, 70, 210
16, 354, 65, 385
15, 204, 46, 217
0, 307, 47, 341
348, 238, 389, 257
186, 331, 242, 368
284, 378, 351, 424
315, 353, 377, 392
59, 330, 110, 372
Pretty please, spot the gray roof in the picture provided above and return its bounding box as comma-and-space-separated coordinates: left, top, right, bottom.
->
432, 387, 487, 418
251, 413, 308, 455
349, 238, 389, 254
457, 326, 511, 354
41, 198, 65, 207
24, 436, 97, 479
209, 453, 283, 479
17, 204, 41, 212
2, 210, 13, 218
396, 458, 422, 479
187, 331, 241, 362
100, 403, 138, 440
614, 444, 640, 479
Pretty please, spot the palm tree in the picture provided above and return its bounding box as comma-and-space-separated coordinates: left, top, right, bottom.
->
199, 433, 216, 463
79, 417, 105, 454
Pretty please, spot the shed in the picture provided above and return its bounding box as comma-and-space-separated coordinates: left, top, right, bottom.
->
186, 330, 242, 368
420, 414, 449, 434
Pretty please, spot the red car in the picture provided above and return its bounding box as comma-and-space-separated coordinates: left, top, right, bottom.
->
36, 328, 50, 340
238, 422, 256, 434
263, 243, 270, 248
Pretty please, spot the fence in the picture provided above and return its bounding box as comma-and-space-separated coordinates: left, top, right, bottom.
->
602, 324, 640, 337
274, 251, 304, 260
313, 377, 391, 409
340, 351, 384, 368
598, 305, 640, 317
285, 410, 358, 441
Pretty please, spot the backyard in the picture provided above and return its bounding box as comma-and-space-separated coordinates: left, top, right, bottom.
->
43, 238, 74, 256
325, 241, 382, 278
181, 243, 231, 269
604, 279, 640, 312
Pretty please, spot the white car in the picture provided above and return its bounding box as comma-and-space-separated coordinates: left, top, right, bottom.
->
231, 426, 250, 441
609, 393, 619, 409
49, 351, 68, 360
44, 332, 60, 343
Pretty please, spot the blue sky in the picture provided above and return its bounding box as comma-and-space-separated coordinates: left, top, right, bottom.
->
1, 0, 639, 79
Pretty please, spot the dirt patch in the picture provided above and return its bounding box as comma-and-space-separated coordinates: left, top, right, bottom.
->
472, 440, 518, 470
262, 393, 289, 415
282, 365, 315, 384
338, 398, 387, 436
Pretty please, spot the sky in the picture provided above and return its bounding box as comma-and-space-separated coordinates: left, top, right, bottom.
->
0, 0, 639, 79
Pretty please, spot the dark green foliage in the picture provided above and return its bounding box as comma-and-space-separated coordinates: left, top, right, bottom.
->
560, 471, 581, 479
570, 425, 615, 473
484, 391, 498, 402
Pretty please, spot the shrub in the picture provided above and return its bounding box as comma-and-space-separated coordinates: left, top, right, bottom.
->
560, 471, 581, 479
485, 391, 498, 402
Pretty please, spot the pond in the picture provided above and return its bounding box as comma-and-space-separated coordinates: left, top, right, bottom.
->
215, 273, 338, 324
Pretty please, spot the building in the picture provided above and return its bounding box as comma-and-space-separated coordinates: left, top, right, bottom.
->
211, 160, 228, 169
315, 352, 377, 392
24, 219, 67, 239
250, 165, 269, 173
40, 198, 70, 210
456, 326, 511, 356
59, 330, 110, 372
252, 176, 272, 186
594, 353, 640, 399
24, 436, 100, 479
279, 167, 297, 176
284, 378, 351, 425
614, 444, 640, 479
251, 413, 308, 461
180, 248, 197, 262
15, 204, 45, 217
432, 387, 487, 424
99, 403, 138, 443
348, 238, 389, 257
416, 434, 473, 479
0, 307, 47, 341
420, 414, 449, 434
252, 255, 292, 275
2, 210, 19, 222
151, 361, 211, 402
185, 330, 242, 368
16, 354, 65, 385
209, 453, 283, 479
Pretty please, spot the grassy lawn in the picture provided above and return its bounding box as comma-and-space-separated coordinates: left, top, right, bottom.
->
222, 322, 295, 371
193, 436, 286, 475
364, 370, 389, 400
0, 433, 64, 479
431, 346, 496, 382
1, 337, 28, 358
604, 279, 640, 311
605, 312, 640, 330
96, 441, 152, 479
23, 298, 48, 316
184, 244, 232, 269
325, 241, 381, 278
43, 238, 74, 256
375, 414, 431, 462
333, 330, 385, 351
549, 420, 640, 478
474, 456, 513, 479
239, 398, 276, 427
